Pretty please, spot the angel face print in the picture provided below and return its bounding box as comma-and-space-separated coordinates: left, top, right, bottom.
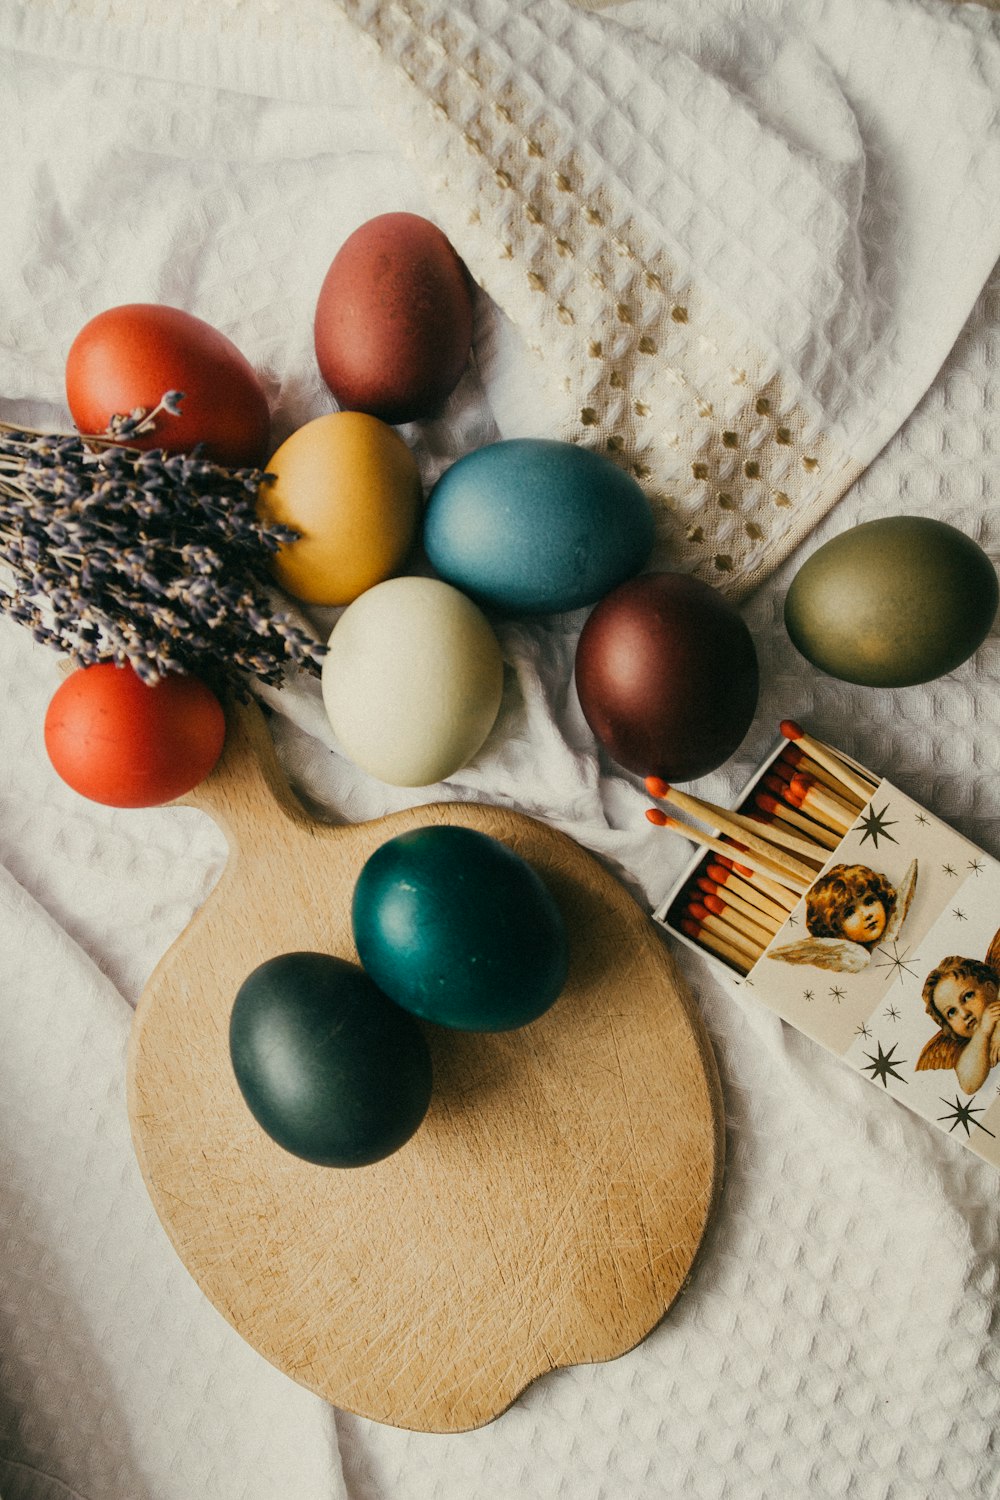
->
932, 970, 996, 1039
807, 865, 895, 949
769, 860, 918, 974
916, 945, 1000, 1095
838, 893, 888, 946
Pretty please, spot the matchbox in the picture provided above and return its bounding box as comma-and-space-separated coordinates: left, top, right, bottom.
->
653, 738, 1000, 1169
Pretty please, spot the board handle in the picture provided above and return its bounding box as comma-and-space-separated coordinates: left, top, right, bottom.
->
178, 695, 337, 852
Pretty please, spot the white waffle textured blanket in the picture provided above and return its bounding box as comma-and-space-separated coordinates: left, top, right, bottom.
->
1, 2, 1000, 1498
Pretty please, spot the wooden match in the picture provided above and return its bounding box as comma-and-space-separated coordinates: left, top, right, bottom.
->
646, 779, 817, 885
685, 902, 763, 960
704, 863, 790, 925
680, 918, 751, 974
779, 719, 876, 803
754, 791, 839, 850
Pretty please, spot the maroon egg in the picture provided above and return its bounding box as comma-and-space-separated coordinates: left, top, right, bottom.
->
314, 213, 475, 424
574, 572, 759, 782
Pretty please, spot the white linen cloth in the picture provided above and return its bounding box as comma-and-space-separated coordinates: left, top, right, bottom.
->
1, 2, 1000, 1498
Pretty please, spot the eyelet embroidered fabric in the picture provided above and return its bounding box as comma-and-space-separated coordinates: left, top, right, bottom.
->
328, 0, 1000, 598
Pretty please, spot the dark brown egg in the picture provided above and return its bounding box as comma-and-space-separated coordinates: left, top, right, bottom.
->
314, 213, 474, 424
574, 572, 759, 782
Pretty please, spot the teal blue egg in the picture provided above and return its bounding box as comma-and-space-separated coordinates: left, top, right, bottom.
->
352, 825, 569, 1031
229, 952, 432, 1167
423, 438, 654, 613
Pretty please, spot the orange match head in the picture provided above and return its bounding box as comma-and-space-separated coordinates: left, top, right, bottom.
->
783, 784, 805, 809
704, 894, 725, 916
755, 792, 778, 814
780, 744, 804, 767
705, 863, 729, 882
645, 807, 669, 826
680, 918, 702, 940
763, 774, 784, 794
770, 760, 793, 784
644, 775, 671, 798
687, 901, 708, 922
696, 876, 718, 894
789, 772, 814, 796
780, 719, 804, 742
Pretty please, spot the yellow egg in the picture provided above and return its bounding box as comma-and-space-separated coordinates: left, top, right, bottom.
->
258, 411, 422, 605
321, 577, 504, 786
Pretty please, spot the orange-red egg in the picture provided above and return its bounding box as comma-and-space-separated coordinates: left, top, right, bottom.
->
44, 662, 226, 808
65, 304, 270, 467
314, 213, 474, 424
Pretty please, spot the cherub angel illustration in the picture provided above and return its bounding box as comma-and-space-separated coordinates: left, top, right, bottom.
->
915, 931, 1000, 1095
767, 860, 918, 974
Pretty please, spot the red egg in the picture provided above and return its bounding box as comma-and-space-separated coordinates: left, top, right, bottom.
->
44, 662, 226, 808
66, 304, 270, 467
314, 213, 475, 424
574, 572, 759, 782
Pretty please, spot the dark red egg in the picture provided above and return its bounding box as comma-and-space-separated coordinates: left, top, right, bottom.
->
66, 303, 270, 467
314, 213, 474, 424
44, 662, 226, 808
574, 572, 759, 782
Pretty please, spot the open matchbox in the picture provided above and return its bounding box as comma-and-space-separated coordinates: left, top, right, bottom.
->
653, 739, 1000, 1170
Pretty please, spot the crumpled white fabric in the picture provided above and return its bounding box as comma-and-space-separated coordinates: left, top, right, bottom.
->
2, 1, 1000, 1498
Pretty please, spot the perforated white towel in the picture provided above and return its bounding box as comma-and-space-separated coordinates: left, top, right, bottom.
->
2, 1, 1000, 1498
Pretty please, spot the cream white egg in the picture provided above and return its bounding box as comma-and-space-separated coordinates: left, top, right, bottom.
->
321, 577, 504, 787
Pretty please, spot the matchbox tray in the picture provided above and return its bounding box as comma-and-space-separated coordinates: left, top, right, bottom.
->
653, 744, 1000, 1168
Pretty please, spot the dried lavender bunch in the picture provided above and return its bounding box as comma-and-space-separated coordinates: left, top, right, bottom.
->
0, 406, 327, 692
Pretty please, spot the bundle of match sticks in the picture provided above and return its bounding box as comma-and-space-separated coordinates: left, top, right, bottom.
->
648, 720, 879, 974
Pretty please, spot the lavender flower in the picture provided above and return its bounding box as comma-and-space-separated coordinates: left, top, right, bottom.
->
0, 402, 326, 693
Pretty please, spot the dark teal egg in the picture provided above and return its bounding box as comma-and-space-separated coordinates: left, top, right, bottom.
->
352, 826, 569, 1031
229, 952, 432, 1167
784, 516, 999, 688
422, 438, 655, 613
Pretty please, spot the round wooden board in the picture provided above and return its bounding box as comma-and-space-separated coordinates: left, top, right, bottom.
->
127, 700, 724, 1433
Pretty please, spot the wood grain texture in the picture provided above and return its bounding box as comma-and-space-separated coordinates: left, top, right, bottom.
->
127, 699, 724, 1432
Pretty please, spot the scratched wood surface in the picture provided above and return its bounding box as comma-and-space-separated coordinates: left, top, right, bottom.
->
127, 698, 724, 1433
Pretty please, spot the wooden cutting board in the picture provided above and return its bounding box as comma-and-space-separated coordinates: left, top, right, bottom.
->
127, 698, 724, 1433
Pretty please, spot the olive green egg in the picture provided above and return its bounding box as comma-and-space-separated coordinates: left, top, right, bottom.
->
784, 517, 998, 688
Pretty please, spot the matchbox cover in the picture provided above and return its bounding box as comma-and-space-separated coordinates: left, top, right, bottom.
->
655, 759, 1000, 1169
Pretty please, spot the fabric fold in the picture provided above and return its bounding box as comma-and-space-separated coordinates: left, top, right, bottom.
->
325, 0, 1000, 596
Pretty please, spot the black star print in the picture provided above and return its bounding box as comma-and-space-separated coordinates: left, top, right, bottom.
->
802, 989, 815, 1003
968, 858, 985, 877
937, 1096, 996, 1139
873, 942, 921, 984
952, 909, 967, 922
856, 1022, 873, 1040
914, 812, 930, 827
942, 863, 958, 878
829, 986, 846, 1003
854, 803, 899, 849
883, 1004, 901, 1022
861, 1041, 908, 1089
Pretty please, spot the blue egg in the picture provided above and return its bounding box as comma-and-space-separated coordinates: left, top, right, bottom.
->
423, 438, 655, 613
352, 826, 569, 1032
